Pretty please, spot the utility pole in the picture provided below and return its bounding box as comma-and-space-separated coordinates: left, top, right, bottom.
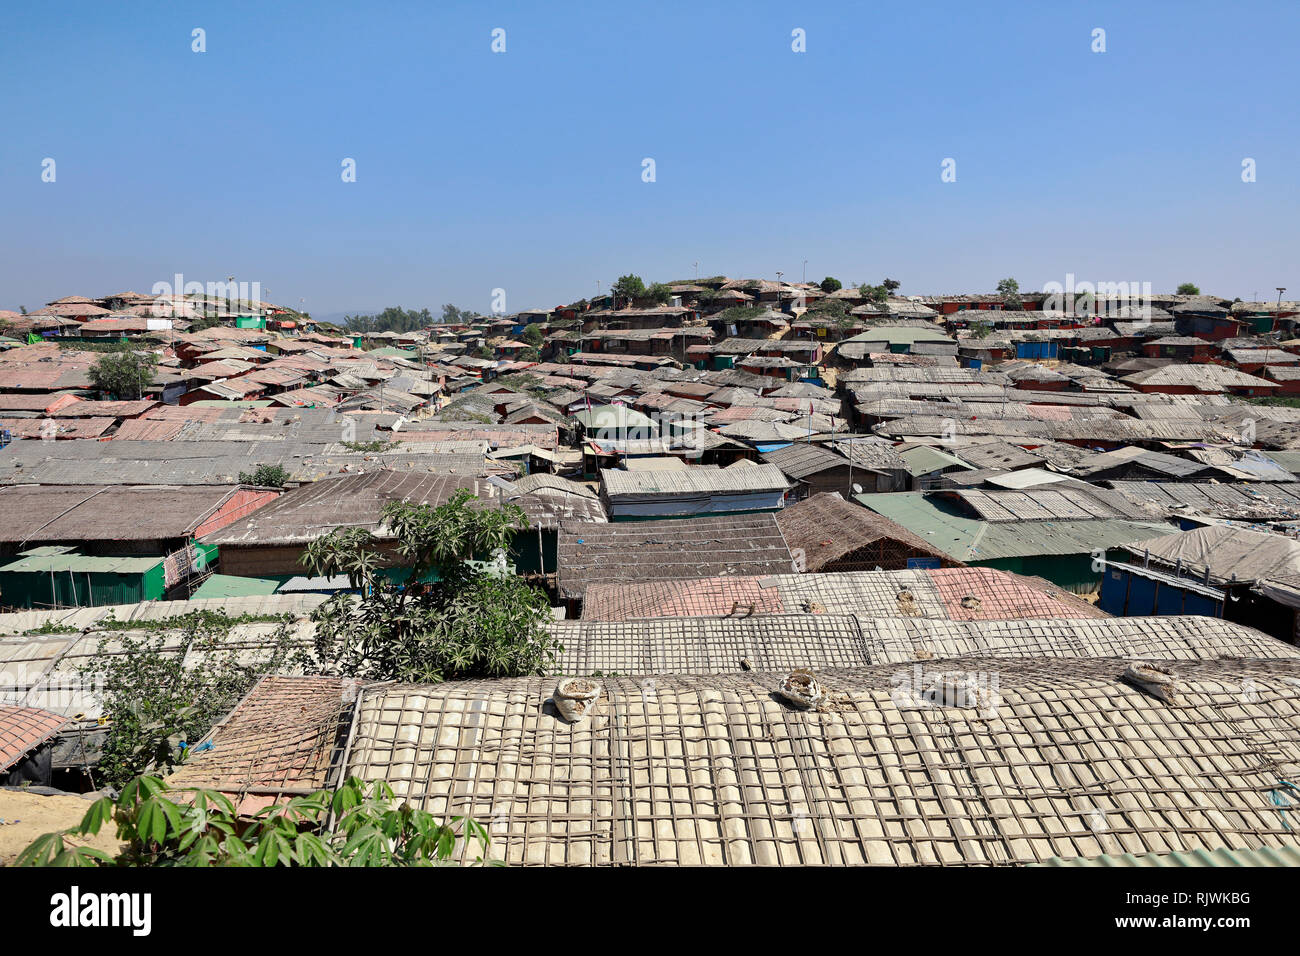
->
1278, 287, 1288, 308
803, 260, 808, 284
847, 436, 853, 496
776, 271, 783, 313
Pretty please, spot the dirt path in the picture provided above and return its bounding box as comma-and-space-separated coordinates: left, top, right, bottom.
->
0, 789, 123, 865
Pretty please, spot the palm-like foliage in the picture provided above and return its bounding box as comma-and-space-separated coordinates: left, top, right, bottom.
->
16, 775, 494, 868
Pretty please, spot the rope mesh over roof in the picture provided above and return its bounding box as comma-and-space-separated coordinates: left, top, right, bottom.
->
580, 567, 1104, 622
168, 675, 360, 814
549, 614, 1298, 676
0, 619, 316, 718
344, 658, 1300, 865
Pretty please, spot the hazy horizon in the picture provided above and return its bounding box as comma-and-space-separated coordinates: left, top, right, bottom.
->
4, 1, 1297, 316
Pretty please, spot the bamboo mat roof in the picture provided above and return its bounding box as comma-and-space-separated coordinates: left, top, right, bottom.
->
344, 658, 1300, 865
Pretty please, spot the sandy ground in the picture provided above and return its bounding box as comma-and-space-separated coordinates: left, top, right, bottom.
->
0, 789, 123, 865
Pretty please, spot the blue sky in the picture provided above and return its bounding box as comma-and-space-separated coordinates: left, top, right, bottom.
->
2, 0, 1297, 317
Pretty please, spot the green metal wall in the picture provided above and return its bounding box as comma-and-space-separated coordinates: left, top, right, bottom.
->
974, 552, 1109, 594
0, 563, 165, 609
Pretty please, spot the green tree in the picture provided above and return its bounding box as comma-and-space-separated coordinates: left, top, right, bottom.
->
644, 282, 672, 305
858, 282, 891, 311
17, 775, 494, 867
78, 614, 297, 787
819, 277, 842, 293
238, 463, 291, 487
996, 277, 1022, 308
346, 306, 438, 333
715, 305, 767, 326
89, 350, 158, 400
440, 303, 482, 325
521, 323, 544, 346
300, 491, 558, 683
611, 274, 647, 307
808, 298, 849, 318
1176, 282, 1201, 295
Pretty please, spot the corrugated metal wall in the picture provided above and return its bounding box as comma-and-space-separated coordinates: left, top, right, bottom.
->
0, 564, 164, 609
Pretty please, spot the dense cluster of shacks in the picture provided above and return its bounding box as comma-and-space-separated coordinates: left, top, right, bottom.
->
3, 280, 1300, 866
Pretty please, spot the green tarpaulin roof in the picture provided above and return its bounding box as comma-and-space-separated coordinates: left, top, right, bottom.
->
897, 445, 973, 477
0, 550, 162, 574
854, 492, 1177, 562
190, 573, 283, 599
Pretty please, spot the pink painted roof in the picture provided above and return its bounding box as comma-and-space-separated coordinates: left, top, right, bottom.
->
0, 706, 65, 772
111, 418, 188, 441
0, 417, 115, 439
930, 567, 1105, 620
167, 676, 361, 814
582, 567, 1105, 623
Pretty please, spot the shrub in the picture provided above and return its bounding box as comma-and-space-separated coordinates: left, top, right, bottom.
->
237, 463, 290, 487
89, 350, 158, 399
16, 775, 494, 867
79, 617, 296, 787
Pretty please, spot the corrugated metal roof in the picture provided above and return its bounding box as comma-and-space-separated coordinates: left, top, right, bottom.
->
556, 514, 795, 600
600, 463, 789, 497
898, 445, 973, 476
190, 573, 283, 598
0, 551, 161, 574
